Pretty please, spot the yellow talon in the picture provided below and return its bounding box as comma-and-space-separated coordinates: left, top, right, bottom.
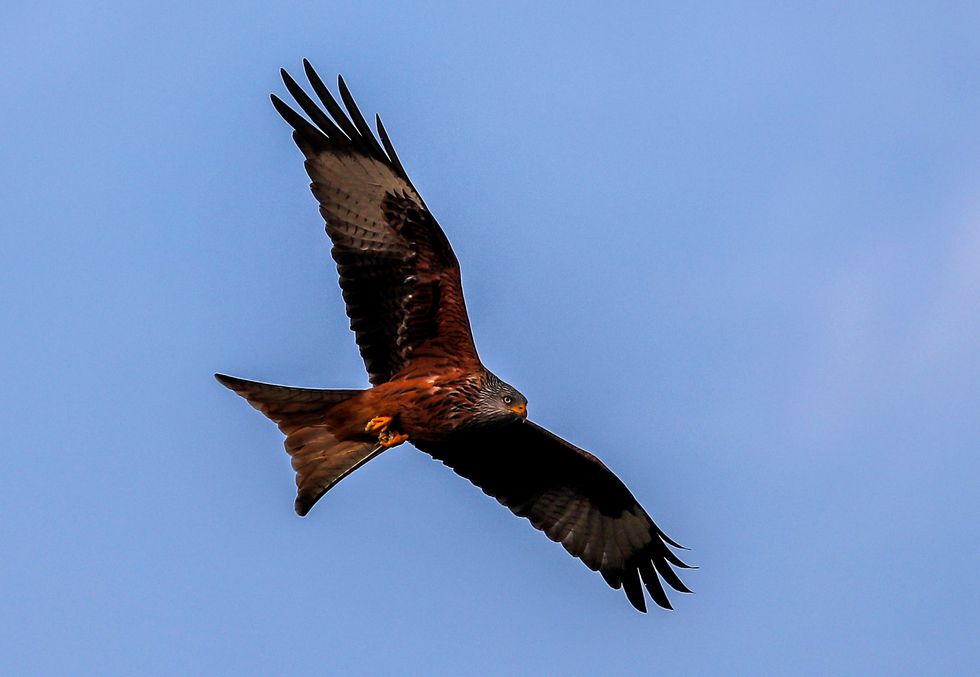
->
367, 415, 407, 447
365, 416, 393, 433
378, 431, 409, 448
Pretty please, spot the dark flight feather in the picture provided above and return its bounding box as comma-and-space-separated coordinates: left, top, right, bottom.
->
272, 63, 481, 385
417, 419, 691, 612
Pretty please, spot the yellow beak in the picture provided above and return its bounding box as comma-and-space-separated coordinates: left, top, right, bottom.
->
508, 403, 527, 418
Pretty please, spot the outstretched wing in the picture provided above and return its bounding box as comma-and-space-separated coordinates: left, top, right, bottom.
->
417, 420, 693, 612
272, 61, 480, 385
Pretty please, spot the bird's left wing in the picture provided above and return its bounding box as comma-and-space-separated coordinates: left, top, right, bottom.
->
271, 62, 480, 385
416, 420, 693, 612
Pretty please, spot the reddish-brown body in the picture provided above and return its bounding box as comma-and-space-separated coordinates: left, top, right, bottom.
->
326, 366, 483, 444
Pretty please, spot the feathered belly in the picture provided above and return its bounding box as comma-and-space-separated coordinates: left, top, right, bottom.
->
352, 374, 477, 442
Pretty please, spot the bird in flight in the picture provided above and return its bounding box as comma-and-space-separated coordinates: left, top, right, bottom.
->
216, 61, 693, 612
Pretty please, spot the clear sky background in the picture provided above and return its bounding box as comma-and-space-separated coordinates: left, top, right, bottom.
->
2, 2, 978, 675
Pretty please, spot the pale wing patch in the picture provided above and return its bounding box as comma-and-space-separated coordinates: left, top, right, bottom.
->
306, 151, 422, 256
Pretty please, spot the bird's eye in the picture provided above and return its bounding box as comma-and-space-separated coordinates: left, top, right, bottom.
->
503, 395, 513, 405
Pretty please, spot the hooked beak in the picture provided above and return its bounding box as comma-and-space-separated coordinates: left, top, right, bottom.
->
508, 403, 527, 418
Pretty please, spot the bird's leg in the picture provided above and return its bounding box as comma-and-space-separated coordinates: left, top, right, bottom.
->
378, 430, 409, 448
365, 416, 393, 433
365, 415, 409, 448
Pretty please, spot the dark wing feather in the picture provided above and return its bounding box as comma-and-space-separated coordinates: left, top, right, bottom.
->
273, 62, 480, 384
417, 420, 693, 612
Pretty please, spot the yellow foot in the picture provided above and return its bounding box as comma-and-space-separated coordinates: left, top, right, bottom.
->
378, 431, 409, 448
365, 415, 393, 433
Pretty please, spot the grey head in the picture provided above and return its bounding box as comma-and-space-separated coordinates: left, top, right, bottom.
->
471, 370, 528, 426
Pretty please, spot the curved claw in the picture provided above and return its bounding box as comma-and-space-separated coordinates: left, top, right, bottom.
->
365, 416, 393, 433
379, 431, 409, 448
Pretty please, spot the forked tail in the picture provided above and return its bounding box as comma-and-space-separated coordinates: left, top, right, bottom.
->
214, 373, 383, 515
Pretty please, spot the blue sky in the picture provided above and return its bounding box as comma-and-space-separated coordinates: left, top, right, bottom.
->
2, 2, 978, 674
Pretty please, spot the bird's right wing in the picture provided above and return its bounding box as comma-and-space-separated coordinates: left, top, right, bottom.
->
416, 420, 693, 612
272, 61, 481, 385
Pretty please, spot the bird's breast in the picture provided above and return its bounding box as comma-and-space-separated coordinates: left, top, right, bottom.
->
373, 372, 479, 441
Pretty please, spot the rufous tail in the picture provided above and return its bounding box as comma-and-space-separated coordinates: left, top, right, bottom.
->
215, 373, 383, 515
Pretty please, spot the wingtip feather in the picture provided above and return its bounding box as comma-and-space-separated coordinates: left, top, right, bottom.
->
621, 567, 648, 613
653, 557, 693, 594
658, 529, 689, 550
214, 372, 240, 388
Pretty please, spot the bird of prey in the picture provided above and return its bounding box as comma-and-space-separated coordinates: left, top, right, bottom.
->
216, 61, 693, 612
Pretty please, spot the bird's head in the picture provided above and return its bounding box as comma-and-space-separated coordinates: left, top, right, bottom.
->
475, 371, 527, 424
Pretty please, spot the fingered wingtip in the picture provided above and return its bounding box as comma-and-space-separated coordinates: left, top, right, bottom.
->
302, 59, 316, 79
269, 92, 288, 112
658, 529, 689, 550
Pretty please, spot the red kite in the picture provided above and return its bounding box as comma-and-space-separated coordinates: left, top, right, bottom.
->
216, 61, 693, 612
